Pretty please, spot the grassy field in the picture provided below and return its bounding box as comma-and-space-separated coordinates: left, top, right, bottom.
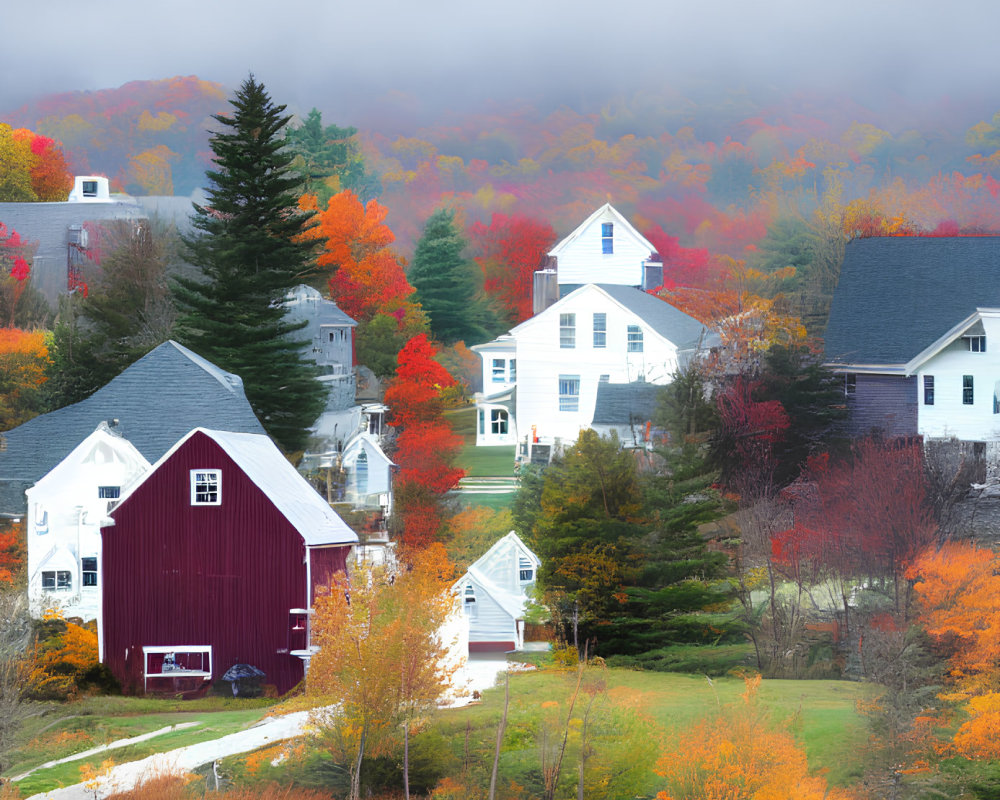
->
8, 697, 274, 796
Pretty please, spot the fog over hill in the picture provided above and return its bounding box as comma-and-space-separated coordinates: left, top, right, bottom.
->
3, 0, 999, 132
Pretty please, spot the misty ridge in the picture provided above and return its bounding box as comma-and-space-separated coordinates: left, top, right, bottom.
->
4, 73, 1000, 259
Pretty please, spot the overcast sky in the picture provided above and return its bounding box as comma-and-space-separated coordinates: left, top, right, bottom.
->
3, 0, 999, 126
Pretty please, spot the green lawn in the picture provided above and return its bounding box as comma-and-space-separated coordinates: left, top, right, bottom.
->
8, 697, 274, 795
457, 442, 516, 477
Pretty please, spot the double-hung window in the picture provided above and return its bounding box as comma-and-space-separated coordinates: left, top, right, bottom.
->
560, 313, 576, 348
601, 222, 613, 254
42, 570, 71, 592
82, 557, 98, 587
510, 359, 516, 382
593, 313, 607, 348
519, 557, 534, 583
963, 375, 974, 405
924, 375, 934, 405
491, 409, 508, 435
191, 470, 222, 505
627, 325, 643, 353
492, 358, 506, 383
559, 375, 580, 412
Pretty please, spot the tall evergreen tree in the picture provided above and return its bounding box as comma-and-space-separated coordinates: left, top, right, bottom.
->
172, 75, 324, 452
409, 208, 496, 345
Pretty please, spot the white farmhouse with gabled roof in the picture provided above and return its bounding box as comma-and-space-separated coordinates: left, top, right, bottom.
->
472, 284, 712, 460
26, 423, 150, 621
456, 532, 540, 651
544, 203, 663, 300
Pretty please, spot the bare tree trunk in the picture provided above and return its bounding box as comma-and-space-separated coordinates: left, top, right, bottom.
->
403, 719, 410, 800
577, 692, 597, 800
544, 643, 587, 800
350, 723, 367, 800
488, 673, 509, 800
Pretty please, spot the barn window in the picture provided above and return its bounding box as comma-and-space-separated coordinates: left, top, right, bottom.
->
82, 557, 98, 587
519, 557, 534, 583
42, 570, 72, 591
190, 470, 222, 505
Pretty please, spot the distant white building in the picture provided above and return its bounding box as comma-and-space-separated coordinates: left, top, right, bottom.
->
456, 532, 541, 651
26, 423, 150, 621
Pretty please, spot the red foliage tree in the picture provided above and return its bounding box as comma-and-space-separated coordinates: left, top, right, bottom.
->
471, 213, 556, 324
383, 334, 464, 548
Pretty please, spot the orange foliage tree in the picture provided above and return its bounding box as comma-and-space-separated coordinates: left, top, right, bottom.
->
299, 190, 418, 323
660, 256, 806, 366
470, 213, 556, 324
0, 328, 50, 430
383, 334, 464, 547
26, 611, 99, 700
656, 675, 855, 800
908, 542, 1000, 759
0, 124, 72, 202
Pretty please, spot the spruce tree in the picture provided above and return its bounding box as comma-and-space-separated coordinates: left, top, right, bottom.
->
409, 207, 495, 344
173, 75, 324, 452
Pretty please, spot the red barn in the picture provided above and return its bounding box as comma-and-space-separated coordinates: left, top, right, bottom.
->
100, 428, 358, 695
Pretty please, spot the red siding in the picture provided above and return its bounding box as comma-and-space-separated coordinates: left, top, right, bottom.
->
310, 546, 349, 601
103, 431, 350, 695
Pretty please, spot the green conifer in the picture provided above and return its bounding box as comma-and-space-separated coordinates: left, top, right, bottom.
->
173, 75, 324, 452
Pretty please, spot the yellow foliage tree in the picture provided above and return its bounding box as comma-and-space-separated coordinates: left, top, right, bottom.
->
309, 544, 458, 800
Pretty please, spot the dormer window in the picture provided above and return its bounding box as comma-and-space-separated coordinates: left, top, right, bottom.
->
965, 335, 987, 352
190, 470, 221, 505
82, 180, 98, 198
601, 222, 613, 254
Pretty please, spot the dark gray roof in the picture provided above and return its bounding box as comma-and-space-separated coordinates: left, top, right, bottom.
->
591, 381, 662, 425
0, 200, 146, 304
0, 341, 265, 515
284, 285, 357, 328
824, 237, 1000, 366
597, 284, 709, 350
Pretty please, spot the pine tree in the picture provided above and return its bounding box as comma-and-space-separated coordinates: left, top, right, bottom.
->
173, 75, 324, 453
409, 207, 495, 345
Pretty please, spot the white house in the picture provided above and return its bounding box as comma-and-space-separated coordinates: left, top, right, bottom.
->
472, 283, 710, 460
541, 203, 663, 306
26, 423, 150, 621
456, 532, 541, 651
825, 237, 1000, 441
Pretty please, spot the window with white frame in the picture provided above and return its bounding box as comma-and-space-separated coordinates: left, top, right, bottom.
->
965, 335, 987, 352
560, 313, 576, 348
190, 470, 221, 505
491, 409, 508, 435
42, 570, 72, 591
627, 325, 643, 353
593, 313, 607, 348
463, 584, 478, 620
510, 359, 516, 382
964, 375, 974, 405
924, 375, 934, 405
601, 222, 613, 254
82, 557, 98, 587
559, 375, 580, 411
519, 556, 534, 583
492, 358, 506, 383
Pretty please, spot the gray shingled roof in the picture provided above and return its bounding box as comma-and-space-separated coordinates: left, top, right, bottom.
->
591, 381, 663, 425
0, 341, 265, 515
0, 200, 146, 303
597, 284, 710, 350
824, 237, 1000, 366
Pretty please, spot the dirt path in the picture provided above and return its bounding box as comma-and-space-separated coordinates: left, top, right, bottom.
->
24, 711, 310, 800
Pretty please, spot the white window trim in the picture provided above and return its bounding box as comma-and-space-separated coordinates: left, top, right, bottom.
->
190, 469, 222, 506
